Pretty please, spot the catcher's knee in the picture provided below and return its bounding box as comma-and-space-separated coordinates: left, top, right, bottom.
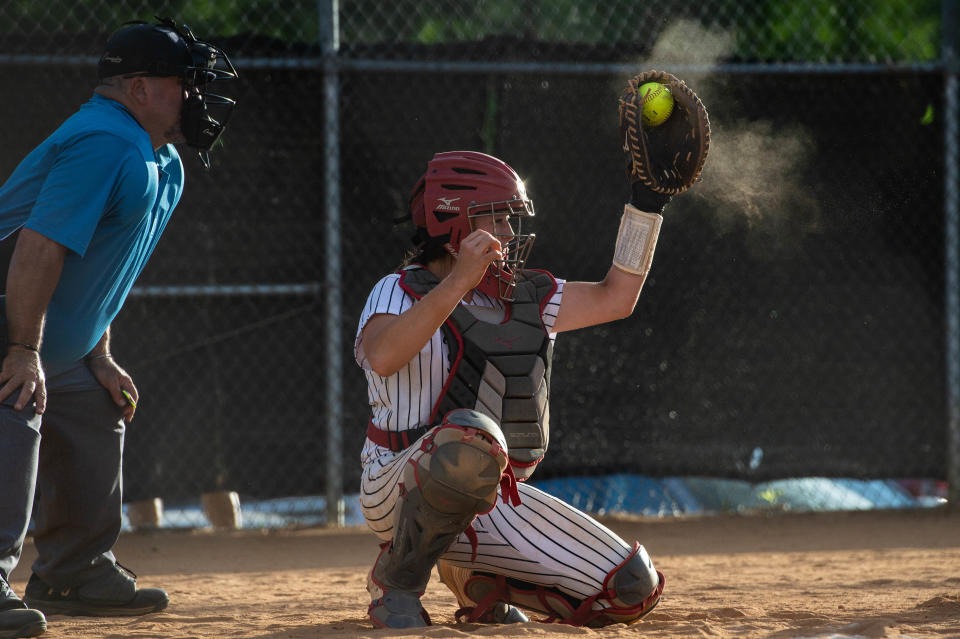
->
597, 543, 664, 625
408, 409, 510, 515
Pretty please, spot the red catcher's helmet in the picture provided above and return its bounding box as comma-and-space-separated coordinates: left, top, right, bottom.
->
409, 151, 535, 300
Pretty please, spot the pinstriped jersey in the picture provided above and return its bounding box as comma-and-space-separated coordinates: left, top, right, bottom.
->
354, 265, 565, 468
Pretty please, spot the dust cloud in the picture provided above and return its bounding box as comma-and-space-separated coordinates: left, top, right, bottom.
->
632, 19, 821, 253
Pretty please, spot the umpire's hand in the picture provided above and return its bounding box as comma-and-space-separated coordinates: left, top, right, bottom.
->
0, 347, 47, 414
87, 355, 139, 422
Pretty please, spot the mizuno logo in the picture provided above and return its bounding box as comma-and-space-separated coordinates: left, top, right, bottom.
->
494, 336, 521, 350
435, 197, 461, 212
103, 55, 122, 63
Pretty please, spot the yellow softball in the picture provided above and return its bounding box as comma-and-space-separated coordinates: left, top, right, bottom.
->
638, 81, 674, 127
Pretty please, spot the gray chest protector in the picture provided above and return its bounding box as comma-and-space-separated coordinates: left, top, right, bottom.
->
398, 266, 556, 480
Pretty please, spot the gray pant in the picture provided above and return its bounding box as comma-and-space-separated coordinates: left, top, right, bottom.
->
0, 361, 125, 590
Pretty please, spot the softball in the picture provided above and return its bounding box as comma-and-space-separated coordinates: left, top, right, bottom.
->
638, 81, 674, 127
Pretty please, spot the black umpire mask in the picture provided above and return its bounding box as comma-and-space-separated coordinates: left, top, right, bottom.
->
180, 88, 235, 161
99, 17, 238, 168
178, 29, 238, 167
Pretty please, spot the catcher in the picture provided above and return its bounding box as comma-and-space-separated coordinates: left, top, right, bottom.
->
353, 71, 709, 628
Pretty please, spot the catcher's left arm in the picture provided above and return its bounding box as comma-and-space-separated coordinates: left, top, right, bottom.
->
552, 70, 710, 333
612, 70, 710, 275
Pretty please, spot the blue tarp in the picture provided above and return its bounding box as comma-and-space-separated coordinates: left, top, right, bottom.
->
124, 475, 945, 531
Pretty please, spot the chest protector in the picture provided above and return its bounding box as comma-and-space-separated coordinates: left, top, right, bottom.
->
398, 267, 557, 480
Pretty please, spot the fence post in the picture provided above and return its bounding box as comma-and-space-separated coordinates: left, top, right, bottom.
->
943, 0, 960, 506
320, 0, 345, 526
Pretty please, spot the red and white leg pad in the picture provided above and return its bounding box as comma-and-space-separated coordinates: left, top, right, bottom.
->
438, 542, 664, 627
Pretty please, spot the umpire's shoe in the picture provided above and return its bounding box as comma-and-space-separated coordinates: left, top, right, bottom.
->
0, 578, 46, 638
23, 564, 168, 617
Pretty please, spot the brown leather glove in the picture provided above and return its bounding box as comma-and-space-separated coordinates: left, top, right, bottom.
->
619, 70, 711, 212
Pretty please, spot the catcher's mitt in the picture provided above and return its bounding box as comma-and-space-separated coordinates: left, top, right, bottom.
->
619, 70, 710, 197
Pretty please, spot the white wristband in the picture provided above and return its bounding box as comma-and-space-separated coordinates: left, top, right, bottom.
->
612, 204, 663, 275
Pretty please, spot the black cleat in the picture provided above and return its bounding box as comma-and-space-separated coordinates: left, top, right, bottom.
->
0, 579, 46, 638
23, 565, 168, 617
487, 601, 529, 624
368, 590, 430, 628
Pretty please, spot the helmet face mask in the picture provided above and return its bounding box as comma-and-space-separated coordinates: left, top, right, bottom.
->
466, 196, 536, 300
410, 151, 536, 301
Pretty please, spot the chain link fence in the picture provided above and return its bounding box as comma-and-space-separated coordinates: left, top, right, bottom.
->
0, 0, 955, 528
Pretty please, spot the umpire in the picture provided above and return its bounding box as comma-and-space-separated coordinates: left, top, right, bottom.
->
0, 17, 236, 638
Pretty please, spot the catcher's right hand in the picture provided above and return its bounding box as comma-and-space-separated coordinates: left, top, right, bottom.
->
618, 70, 711, 211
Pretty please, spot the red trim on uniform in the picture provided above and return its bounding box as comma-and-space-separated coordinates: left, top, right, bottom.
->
367, 541, 392, 596
499, 269, 556, 324
406, 435, 429, 490
509, 456, 543, 482
561, 543, 665, 626
526, 268, 559, 317
372, 419, 523, 511
429, 321, 465, 423
540, 589, 576, 623
455, 574, 512, 623
601, 541, 640, 592
397, 269, 466, 424
366, 419, 431, 452
464, 523, 480, 562
499, 465, 522, 507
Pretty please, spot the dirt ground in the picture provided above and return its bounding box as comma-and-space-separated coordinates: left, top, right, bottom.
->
10, 507, 960, 639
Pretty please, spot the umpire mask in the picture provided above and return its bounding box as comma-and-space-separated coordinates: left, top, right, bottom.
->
177, 26, 238, 167
180, 85, 235, 166
99, 16, 238, 168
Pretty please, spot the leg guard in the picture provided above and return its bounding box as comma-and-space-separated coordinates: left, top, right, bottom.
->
589, 542, 664, 626
367, 409, 510, 628
436, 542, 664, 627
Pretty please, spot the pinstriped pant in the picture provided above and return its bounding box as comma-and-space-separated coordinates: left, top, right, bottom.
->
360, 431, 638, 602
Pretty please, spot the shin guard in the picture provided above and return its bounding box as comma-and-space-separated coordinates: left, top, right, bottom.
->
367, 410, 513, 628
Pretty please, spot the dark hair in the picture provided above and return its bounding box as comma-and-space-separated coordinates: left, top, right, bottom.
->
399, 231, 450, 268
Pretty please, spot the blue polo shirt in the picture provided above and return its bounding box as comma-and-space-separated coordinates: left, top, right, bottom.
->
0, 94, 184, 367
